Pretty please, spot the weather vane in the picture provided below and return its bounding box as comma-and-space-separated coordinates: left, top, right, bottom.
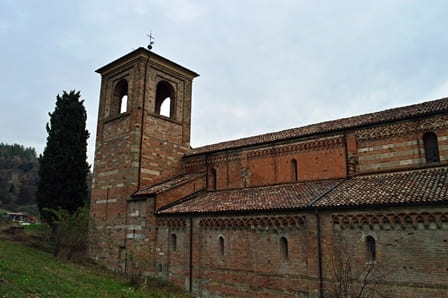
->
147, 32, 155, 50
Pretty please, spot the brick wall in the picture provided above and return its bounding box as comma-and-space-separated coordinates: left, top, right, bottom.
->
184, 114, 448, 193
138, 62, 194, 185
155, 176, 206, 210
355, 115, 448, 173
90, 49, 197, 270
153, 214, 320, 296
155, 218, 189, 288
320, 206, 448, 297
125, 198, 157, 277
150, 207, 448, 297
184, 135, 348, 191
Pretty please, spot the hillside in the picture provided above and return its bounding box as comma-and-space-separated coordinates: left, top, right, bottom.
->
0, 143, 39, 215
0, 240, 191, 297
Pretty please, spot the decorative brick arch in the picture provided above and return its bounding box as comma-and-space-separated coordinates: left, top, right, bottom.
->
247, 136, 344, 159
199, 215, 306, 231
355, 115, 448, 141
332, 211, 448, 230
156, 218, 186, 230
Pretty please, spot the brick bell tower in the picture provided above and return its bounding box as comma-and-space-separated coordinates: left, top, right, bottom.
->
89, 47, 198, 268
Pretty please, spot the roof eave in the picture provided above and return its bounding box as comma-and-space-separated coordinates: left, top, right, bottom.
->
187, 101, 448, 157
156, 200, 448, 216
96, 47, 199, 78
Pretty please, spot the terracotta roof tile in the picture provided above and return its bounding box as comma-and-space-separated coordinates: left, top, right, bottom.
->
157, 167, 448, 214
157, 179, 342, 214
190, 97, 448, 155
134, 172, 205, 196
314, 167, 448, 207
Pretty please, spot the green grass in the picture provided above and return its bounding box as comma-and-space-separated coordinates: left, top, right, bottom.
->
0, 240, 191, 297
23, 223, 45, 232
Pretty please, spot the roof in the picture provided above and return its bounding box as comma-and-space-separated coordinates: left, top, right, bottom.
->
314, 167, 448, 208
134, 172, 205, 196
190, 96, 448, 155
158, 167, 448, 214
157, 179, 342, 214
96, 47, 199, 78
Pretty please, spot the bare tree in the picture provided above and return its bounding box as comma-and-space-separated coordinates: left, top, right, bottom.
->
326, 239, 390, 298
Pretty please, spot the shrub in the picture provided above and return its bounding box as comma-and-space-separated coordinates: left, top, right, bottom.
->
45, 207, 89, 262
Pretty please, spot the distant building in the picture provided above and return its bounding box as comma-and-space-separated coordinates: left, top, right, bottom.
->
89, 48, 448, 297
4, 212, 36, 224
5, 212, 27, 222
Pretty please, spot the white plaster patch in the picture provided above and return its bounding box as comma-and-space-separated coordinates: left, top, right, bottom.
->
106, 224, 126, 230
127, 225, 142, 230
129, 210, 139, 217
358, 140, 418, 154
358, 147, 374, 153
359, 149, 419, 161
141, 168, 160, 176
127, 233, 145, 239
98, 169, 119, 177
399, 159, 415, 166
96, 199, 117, 204
359, 158, 424, 171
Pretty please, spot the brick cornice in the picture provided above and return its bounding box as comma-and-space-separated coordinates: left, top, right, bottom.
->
332, 211, 448, 230
199, 215, 306, 231
208, 153, 240, 165
247, 136, 344, 160
156, 217, 186, 228
356, 114, 448, 142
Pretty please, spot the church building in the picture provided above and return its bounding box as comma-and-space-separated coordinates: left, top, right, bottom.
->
89, 48, 448, 297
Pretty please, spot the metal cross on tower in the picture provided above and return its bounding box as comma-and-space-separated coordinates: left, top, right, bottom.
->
147, 32, 155, 50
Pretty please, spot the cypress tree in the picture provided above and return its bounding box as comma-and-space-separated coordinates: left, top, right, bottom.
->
37, 90, 89, 225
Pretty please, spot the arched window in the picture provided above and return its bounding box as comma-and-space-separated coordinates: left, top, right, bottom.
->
170, 233, 177, 252
113, 79, 128, 115
155, 81, 175, 118
291, 159, 298, 182
280, 237, 288, 261
366, 236, 376, 262
218, 235, 224, 257
210, 168, 217, 190
423, 132, 440, 163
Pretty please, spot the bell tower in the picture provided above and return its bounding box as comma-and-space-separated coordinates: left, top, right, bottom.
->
89, 47, 198, 267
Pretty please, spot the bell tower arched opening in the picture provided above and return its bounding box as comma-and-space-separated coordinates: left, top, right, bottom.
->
155, 81, 175, 118
112, 79, 128, 115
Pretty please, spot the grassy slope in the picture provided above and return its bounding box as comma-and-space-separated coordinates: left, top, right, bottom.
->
0, 240, 190, 298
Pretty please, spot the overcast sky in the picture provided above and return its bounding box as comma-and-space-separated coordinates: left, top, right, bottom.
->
2, 0, 448, 165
